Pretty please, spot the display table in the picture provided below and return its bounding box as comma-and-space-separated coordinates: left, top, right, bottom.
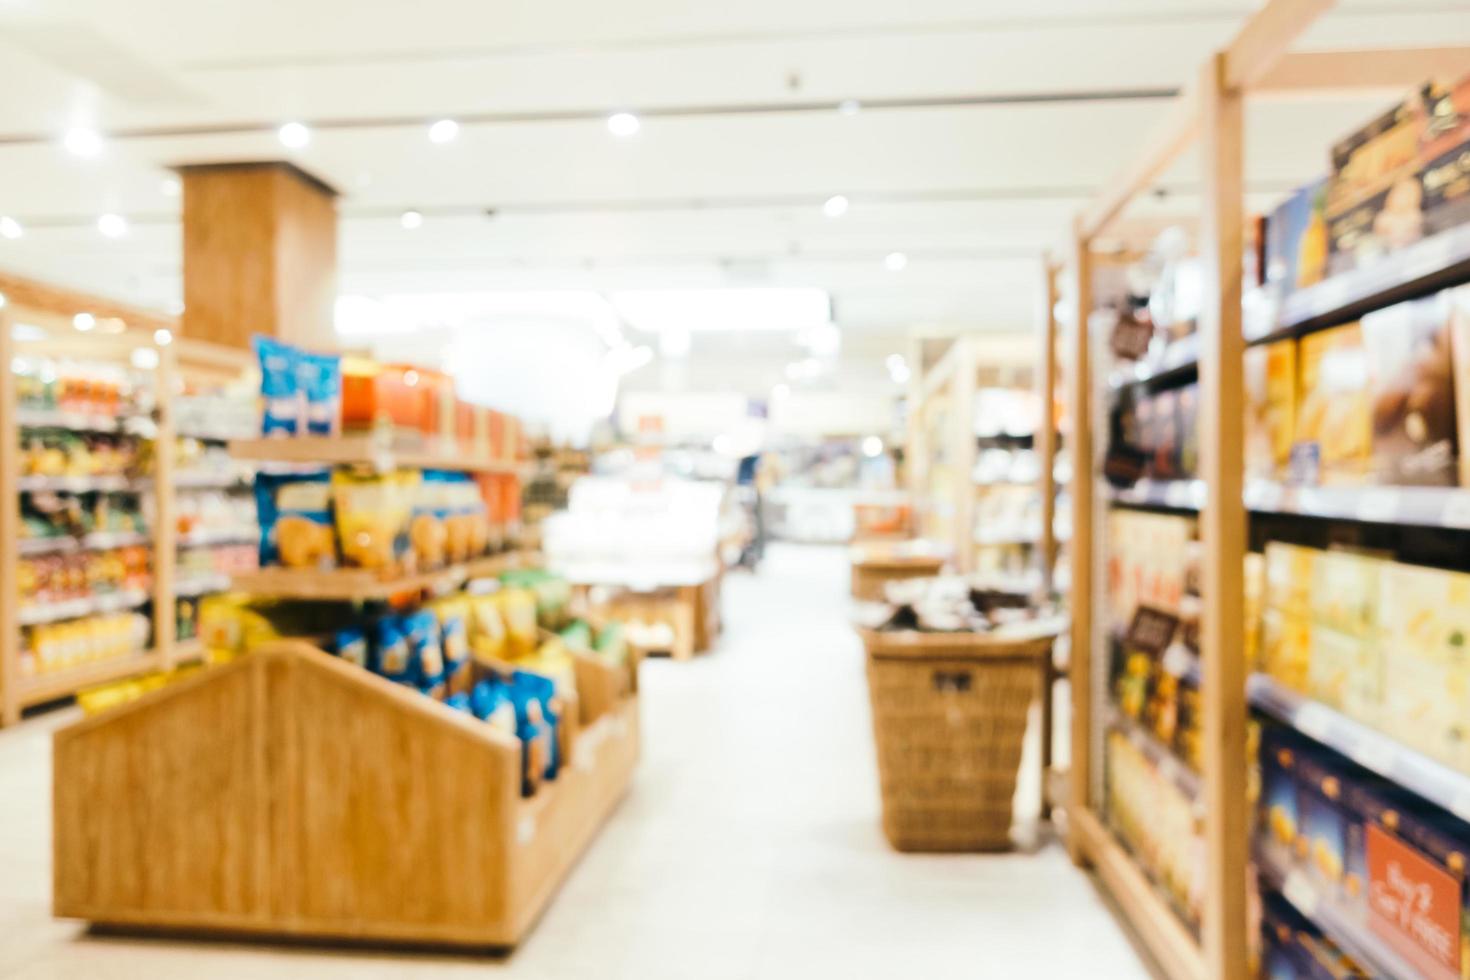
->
553, 560, 722, 661
53, 641, 639, 949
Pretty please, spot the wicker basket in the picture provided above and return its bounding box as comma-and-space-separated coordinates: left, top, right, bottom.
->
861, 627, 1055, 852
849, 549, 945, 601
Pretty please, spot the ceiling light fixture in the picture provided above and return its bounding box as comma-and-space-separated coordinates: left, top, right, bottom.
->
63, 127, 103, 158
0, 216, 22, 240
862, 436, 884, 458
884, 251, 908, 271
823, 194, 849, 218
838, 99, 861, 116
277, 121, 310, 149
400, 209, 424, 230
97, 213, 128, 238
73, 312, 96, 331
606, 112, 641, 137
428, 118, 459, 144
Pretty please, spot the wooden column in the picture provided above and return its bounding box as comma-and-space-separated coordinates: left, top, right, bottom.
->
0, 311, 18, 726
180, 162, 339, 350
1037, 258, 1059, 596
153, 342, 179, 669
950, 339, 979, 573
1197, 50, 1249, 980
1065, 229, 1093, 865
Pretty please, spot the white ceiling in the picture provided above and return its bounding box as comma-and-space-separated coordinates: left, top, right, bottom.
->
0, 0, 1466, 385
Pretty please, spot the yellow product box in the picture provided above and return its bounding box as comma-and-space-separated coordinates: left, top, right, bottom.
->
1311, 550, 1380, 639
1264, 542, 1317, 618
1295, 323, 1371, 485
1244, 552, 1266, 670
1306, 624, 1382, 725
1377, 561, 1470, 773
1262, 606, 1312, 694
1244, 340, 1298, 480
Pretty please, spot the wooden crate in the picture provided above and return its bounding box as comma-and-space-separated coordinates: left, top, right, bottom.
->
53, 641, 639, 949
849, 549, 944, 601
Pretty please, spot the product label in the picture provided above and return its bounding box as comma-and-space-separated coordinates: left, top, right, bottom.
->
1366, 823, 1462, 980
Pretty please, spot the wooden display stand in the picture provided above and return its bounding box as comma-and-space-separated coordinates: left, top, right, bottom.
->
848, 546, 944, 602
53, 641, 639, 949
568, 565, 722, 662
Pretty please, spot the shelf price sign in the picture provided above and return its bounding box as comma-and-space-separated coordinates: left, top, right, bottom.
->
1366, 824, 1461, 980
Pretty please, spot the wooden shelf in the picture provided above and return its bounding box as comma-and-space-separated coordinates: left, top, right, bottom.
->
18, 530, 150, 556
1104, 705, 1202, 800
1072, 806, 1205, 980
229, 435, 528, 475
231, 553, 528, 601
16, 650, 162, 708
17, 475, 145, 494
53, 642, 640, 949
18, 588, 151, 627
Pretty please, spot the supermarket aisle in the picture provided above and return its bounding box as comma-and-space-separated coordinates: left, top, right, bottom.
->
0, 545, 1148, 979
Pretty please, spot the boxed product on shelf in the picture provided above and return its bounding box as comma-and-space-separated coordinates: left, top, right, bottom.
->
1148, 389, 1182, 481
1245, 341, 1298, 481
1449, 285, 1470, 487
1259, 887, 1371, 980
1105, 729, 1204, 930
1264, 178, 1329, 297
19, 545, 151, 608
1361, 291, 1458, 486
1377, 560, 1470, 774
21, 491, 146, 545
20, 612, 150, 677
1307, 551, 1383, 723
1106, 510, 1196, 630
1295, 323, 1371, 485
20, 430, 141, 479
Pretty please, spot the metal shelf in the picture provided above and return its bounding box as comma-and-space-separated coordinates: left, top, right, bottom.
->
1107, 479, 1470, 530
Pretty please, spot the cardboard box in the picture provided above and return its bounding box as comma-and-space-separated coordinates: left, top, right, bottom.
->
1265, 178, 1329, 295
1377, 561, 1470, 773
1246, 341, 1299, 480
1361, 292, 1458, 486
1296, 323, 1372, 485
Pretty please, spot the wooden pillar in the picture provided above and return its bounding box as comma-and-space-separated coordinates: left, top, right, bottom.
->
950, 339, 978, 573
1198, 50, 1249, 980
1037, 258, 1059, 596
153, 342, 178, 669
180, 162, 339, 350
1065, 228, 1093, 865
0, 311, 18, 726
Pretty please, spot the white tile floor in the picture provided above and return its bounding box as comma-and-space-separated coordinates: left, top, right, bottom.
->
0, 544, 1150, 979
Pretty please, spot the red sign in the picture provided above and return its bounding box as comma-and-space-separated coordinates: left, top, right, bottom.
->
1366, 823, 1462, 980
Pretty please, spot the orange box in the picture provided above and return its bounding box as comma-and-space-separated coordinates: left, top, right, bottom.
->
488, 411, 506, 460
415, 368, 456, 440
341, 359, 425, 432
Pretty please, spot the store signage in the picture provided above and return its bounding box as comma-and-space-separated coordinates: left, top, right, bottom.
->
1125, 605, 1179, 657
1366, 823, 1461, 980
1109, 312, 1155, 361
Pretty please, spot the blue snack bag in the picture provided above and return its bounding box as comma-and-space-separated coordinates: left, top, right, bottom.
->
298, 351, 342, 436
511, 670, 561, 781
333, 625, 368, 669
373, 616, 415, 683
253, 335, 301, 435
404, 610, 444, 687
254, 471, 335, 568
445, 692, 471, 713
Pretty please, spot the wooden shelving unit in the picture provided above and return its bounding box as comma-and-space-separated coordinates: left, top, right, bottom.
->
230, 434, 529, 475
230, 553, 531, 602
53, 641, 640, 949
1060, 4, 1470, 978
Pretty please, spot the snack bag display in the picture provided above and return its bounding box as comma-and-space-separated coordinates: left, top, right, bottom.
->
408, 471, 451, 570
403, 610, 445, 695
468, 593, 508, 663
494, 588, 539, 659
253, 335, 300, 436
1245, 341, 1298, 481
1295, 323, 1371, 485
470, 679, 517, 736
298, 351, 343, 437
255, 471, 335, 569
431, 596, 472, 693
373, 616, 413, 682
1361, 292, 1458, 486
332, 469, 418, 570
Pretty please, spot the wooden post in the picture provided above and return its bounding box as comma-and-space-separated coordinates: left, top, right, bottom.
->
1037, 259, 1059, 596
153, 341, 179, 669
1065, 228, 1093, 864
1197, 50, 1249, 980
0, 311, 18, 725
905, 335, 926, 535
950, 339, 979, 573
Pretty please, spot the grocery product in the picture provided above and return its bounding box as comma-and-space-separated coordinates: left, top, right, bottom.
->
495, 588, 539, 660
1264, 178, 1329, 296
1361, 291, 1458, 486
297, 351, 342, 436
1447, 285, 1470, 488
1295, 323, 1371, 485
255, 471, 335, 569
253, 335, 301, 435
1105, 729, 1204, 929
1377, 560, 1470, 774
20, 612, 151, 677
1244, 341, 1298, 481
331, 469, 417, 570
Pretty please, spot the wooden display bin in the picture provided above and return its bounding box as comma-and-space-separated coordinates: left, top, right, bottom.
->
53, 641, 639, 950
849, 547, 945, 601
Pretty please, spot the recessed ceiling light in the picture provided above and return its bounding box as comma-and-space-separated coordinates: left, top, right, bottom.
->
606, 112, 641, 137
277, 121, 310, 149
862, 436, 884, 457
838, 99, 861, 116
63, 127, 103, 158
73, 312, 96, 331
884, 251, 908, 271
400, 210, 423, 230
159, 177, 181, 197
428, 118, 459, 144
97, 213, 128, 238
97, 213, 129, 238
154, 328, 173, 346
0, 216, 22, 240
823, 195, 849, 218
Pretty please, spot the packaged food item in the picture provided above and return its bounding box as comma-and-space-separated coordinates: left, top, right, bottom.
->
468, 593, 508, 663
1176, 383, 1199, 479
253, 336, 301, 436
331, 469, 418, 570
470, 679, 517, 735
403, 610, 445, 696
1361, 292, 1458, 486
430, 596, 472, 693
341, 359, 424, 432
494, 588, 539, 659
333, 625, 368, 668
1265, 178, 1330, 296
1377, 561, 1470, 773
298, 351, 342, 436
1245, 341, 1298, 481
255, 471, 335, 569
1309, 551, 1383, 720
500, 569, 572, 630
1296, 323, 1371, 485
373, 616, 413, 682
1149, 390, 1181, 481
408, 472, 451, 570
559, 620, 594, 653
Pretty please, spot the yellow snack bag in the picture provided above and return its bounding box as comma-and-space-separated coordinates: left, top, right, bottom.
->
468, 594, 507, 664
494, 588, 539, 659
332, 469, 419, 570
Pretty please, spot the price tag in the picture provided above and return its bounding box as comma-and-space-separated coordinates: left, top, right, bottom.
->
1440, 493, 1470, 530
1283, 870, 1319, 917
1296, 703, 1333, 742
1351, 738, 1397, 776
1355, 488, 1399, 524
